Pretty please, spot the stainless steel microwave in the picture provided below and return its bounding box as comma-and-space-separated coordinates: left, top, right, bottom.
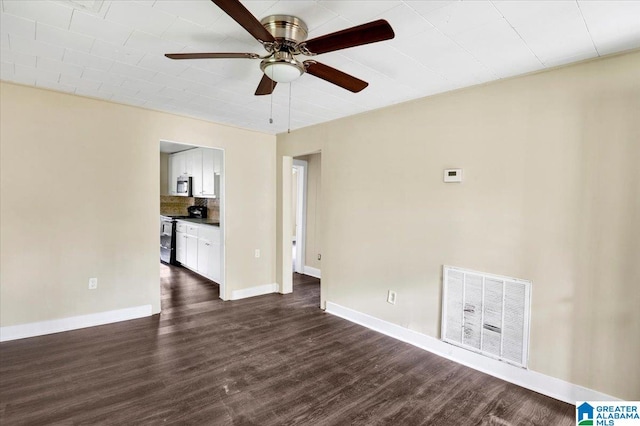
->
176, 175, 192, 197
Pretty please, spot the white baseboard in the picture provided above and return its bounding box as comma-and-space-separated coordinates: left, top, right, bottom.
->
230, 283, 279, 300
325, 302, 618, 405
303, 266, 321, 279
0, 305, 153, 342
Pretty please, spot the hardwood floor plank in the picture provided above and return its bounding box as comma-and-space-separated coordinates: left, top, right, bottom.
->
0, 266, 574, 425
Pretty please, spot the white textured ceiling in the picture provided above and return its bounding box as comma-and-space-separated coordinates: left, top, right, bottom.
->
1, 0, 639, 134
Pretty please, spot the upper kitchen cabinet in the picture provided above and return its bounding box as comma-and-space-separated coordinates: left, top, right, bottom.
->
190, 149, 203, 197
168, 148, 222, 199
202, 148, 222, 199
168, 151, 186, 195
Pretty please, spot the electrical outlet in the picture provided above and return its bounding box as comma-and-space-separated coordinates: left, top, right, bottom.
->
254, 249, 260, 258
387, 290, 397, 305
317, 254, 321, 261
88, 278, 98, 290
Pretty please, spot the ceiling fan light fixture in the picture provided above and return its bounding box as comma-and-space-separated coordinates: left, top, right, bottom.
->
260, 51, 305, 83
263, 62, 303, 83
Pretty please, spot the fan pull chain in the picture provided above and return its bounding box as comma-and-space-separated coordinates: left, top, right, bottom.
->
287, 83, 292, 134
269, 75, 274, 124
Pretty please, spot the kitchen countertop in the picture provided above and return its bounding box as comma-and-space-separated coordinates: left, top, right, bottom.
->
175, 218, 220, 227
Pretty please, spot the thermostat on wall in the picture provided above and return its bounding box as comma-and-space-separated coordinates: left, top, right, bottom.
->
444, 169, 463, 183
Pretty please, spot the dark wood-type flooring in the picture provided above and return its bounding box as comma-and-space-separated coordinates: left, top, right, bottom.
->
0, 264, 574, 425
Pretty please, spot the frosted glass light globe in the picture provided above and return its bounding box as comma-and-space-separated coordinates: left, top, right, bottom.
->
263, 62, 303, 83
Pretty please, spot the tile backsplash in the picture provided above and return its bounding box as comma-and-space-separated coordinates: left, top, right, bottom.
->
160, 196, 220, 220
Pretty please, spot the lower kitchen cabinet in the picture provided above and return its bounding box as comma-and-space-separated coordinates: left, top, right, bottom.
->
197, 239, 214, 278
186, 234, 198, 270
175, 221, 221, 283
197, 225, 221, 282
176, 231, 187, 264
185, 223, 199, 269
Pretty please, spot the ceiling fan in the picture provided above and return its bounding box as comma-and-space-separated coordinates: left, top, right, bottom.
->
165, 0, 395, 96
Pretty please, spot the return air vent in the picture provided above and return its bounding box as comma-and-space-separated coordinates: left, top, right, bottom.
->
441, 266, 531, 368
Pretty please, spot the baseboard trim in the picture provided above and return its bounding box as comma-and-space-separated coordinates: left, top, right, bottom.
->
325, 301, 618, 405
0, 305, 153, 342
230, 283, 279, 300
303, 266, 321, 279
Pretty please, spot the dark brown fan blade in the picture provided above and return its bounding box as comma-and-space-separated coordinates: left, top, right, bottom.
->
255, 74, 277, 95
301, 19, 394, 55
211, 0, 275, 43
165, 52, 260, 60
304, 61, 368, 93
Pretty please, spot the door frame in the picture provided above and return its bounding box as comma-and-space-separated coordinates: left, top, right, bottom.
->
292, 159, 307, 274
159, 139, 226, 300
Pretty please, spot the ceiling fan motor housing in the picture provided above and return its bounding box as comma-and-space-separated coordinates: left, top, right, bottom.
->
260, 15, 308, 46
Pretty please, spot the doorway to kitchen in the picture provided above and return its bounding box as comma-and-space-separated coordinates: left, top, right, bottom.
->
159, 139, 226, 303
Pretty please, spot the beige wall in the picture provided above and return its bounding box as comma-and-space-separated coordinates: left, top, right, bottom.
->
159, 152, 169, 196
0, 82, 276, 326
276, 51, 640, 399
297, 153, 322, 269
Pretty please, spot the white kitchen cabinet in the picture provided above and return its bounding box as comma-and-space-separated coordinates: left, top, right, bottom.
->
175, 221, 188, 264
213, 149, 222, 174
185, 223, 198, 269
202, 149, 215, 197
186, 235, 198, 269
184, 150, 193, 176
197, 225, 221, 282
176, 231, 187, 264
169, 148, 218, 198
168, 156, 178, 195
186, 224, 199, 237
175, 220, 222, 283
190, 148, 203, 197
202, 149, 221, 198
168, 151, 187, 195
197, 239, 213, 278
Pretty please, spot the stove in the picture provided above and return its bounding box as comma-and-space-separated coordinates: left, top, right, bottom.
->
160, 216, 176, 264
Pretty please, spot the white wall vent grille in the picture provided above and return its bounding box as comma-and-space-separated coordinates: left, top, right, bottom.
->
441, 266, 531, 368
